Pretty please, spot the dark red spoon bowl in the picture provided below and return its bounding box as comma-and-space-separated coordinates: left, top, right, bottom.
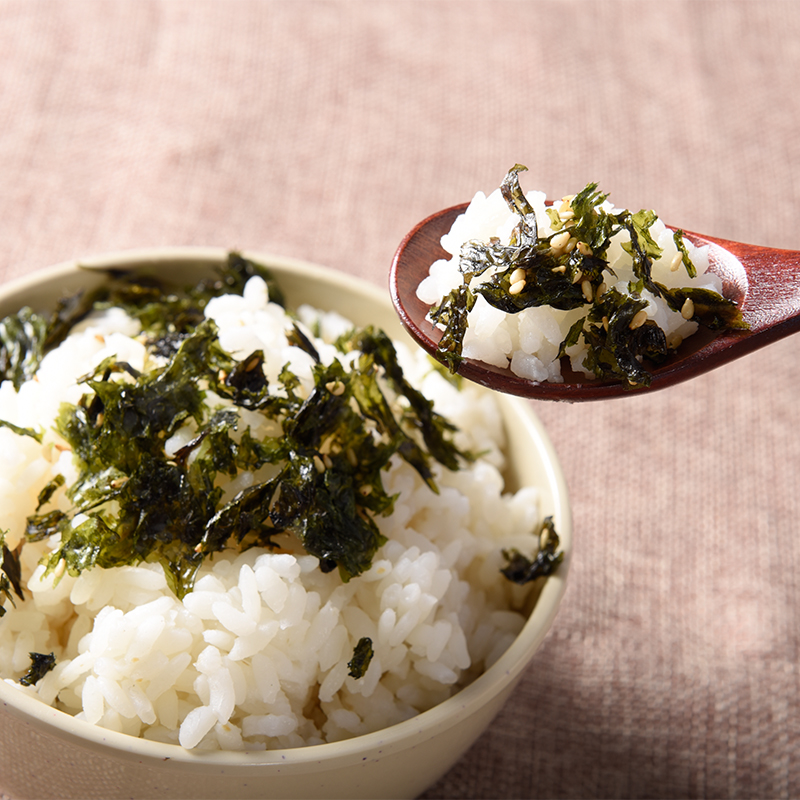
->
390, 203, 800, 401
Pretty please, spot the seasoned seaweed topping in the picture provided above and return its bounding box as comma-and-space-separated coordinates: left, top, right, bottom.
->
501, 517, 563, 585
428, 166, 748, 389
0, 251, 280, 395
0, 535, 24, 617
347, 637, 374, 679
0, 308, 49, 391
19, 652, 56, 686
2, 253, 560, 602
3, 258, 475, 597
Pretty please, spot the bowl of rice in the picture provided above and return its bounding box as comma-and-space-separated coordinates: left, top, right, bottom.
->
0, 248, 571, 800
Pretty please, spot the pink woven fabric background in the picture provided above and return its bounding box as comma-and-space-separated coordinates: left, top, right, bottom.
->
1, 1, 798, 797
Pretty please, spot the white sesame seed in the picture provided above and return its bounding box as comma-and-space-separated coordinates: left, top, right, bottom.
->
576, 241, 593, 256
313, 455, 325, 473
552, 265, 567, 274
670, 253, 683, 272
629, 309, 648, 330
681, 297, 695, 319
667, 332, 683, 349
559, 209, 575, 222
565, 237, 577, 253
509, 267, 526, 285
509, 279, 526, 296
571, 270, 584, 285
550, 231, 571, 251
325, 380, 346, 396
596, 282, 607, 300
581, 280, 593, 303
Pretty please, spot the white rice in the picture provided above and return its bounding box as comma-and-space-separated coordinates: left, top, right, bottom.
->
416, 184, 724, 382
0, 274, 545, 751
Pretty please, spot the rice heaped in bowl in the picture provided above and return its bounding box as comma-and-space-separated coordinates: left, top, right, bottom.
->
0, 249, 570, 800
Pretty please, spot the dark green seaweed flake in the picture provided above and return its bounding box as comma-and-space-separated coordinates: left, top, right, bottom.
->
501, 517, 563, 585
347, 637, 374, 679
0, 535, 24, 617
19, 652, 56, 686
0, 307, 49, 391
0, 418, 43, 443
36, 474, 66, 510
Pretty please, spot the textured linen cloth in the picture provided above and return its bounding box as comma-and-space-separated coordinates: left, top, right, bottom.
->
0, 1, 799, 798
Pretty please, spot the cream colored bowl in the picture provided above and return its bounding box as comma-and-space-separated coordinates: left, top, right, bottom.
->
0, 248, 572, 800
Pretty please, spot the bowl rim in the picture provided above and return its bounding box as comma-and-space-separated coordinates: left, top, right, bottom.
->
0, 246, 572, 768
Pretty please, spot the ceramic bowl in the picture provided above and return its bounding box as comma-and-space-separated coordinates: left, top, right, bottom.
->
0, 248, 572, 800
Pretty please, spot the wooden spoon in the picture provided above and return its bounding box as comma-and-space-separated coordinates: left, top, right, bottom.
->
390, 203, 800, 401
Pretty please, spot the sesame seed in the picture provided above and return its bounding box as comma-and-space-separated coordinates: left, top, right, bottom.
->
681, 298, 695, 319
581, 280, 593, 303
571, 270, 584, 285
313, 455, 325, 473
576, 241, 593, 256
552, 264, 567, 273
602, 316, 609, 331
629, 309, 648, 329
550, 231, 571, 251
565, 237, 577, 253
559, 209, 575, 222
667, 332, 683, 349
509, 279, 526, 296
323, 454, 333, 470
670, 253, 683, 272
509, 267, 526, 285
346, 448, 357, 467
325, 380, 346, 396
596, 282, 607, 300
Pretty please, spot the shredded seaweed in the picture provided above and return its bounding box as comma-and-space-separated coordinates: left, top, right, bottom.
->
19, 652, 56, 686
0, 418, 44, 443
428, 166, 749, 389
2, 258, 475, 597
0, 251, 280, 396
0, 534, 24, 617
501, 517, 563, 585
347, 637, 374, 679
2, 253, 558, 605
36, 474, 66, 511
